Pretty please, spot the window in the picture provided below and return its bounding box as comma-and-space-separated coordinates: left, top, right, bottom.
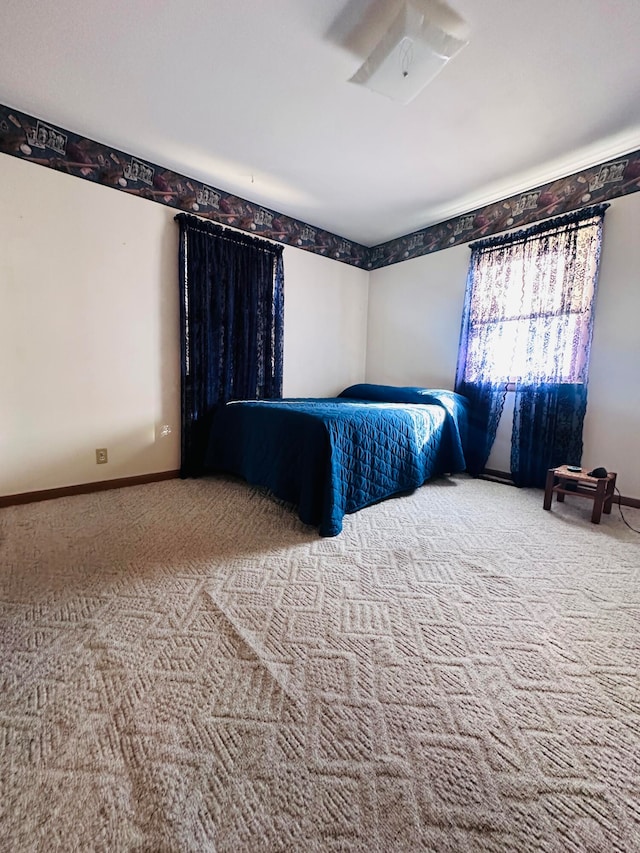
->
455, 205, 607, 486
459, 207, 606, 387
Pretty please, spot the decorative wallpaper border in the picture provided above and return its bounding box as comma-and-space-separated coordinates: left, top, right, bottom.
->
1, 102, 639, 270
0, 104, 369, 268
368, 151, 640, 269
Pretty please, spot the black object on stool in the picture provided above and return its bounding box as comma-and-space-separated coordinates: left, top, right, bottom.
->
588, 466, 608, 478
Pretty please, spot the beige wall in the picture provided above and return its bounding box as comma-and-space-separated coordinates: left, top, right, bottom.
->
367, 192, 640, 499
0, 154, 368, 496
583, 193, 640, 497
366, 244, 469, 388
283, 246, 368, 398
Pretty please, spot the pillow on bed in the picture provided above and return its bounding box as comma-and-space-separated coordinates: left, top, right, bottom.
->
338, 383, 466, 408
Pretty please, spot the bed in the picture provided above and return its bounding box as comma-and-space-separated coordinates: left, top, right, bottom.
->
205, 384, 469, 536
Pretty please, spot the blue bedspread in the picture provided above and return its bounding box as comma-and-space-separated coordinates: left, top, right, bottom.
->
205, 387, 468, 536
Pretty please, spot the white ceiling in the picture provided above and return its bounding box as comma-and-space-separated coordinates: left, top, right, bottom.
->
1, 0, 640, 246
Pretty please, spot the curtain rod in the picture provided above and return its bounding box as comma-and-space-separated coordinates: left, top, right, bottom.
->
174, 212, 283, 255
470, 203, 609, 252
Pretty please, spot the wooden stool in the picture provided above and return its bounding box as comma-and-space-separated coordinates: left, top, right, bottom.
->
543, 465, 617, 524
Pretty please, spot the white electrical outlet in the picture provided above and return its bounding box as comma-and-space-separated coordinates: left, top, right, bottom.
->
96, 448, 108, 464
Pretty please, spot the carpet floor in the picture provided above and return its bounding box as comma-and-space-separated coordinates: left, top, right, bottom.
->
1, 474, 639, 852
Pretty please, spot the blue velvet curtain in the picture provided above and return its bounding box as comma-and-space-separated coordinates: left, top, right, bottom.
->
511, 383, 587, 487
456, 205, 607, 485
176, 213, 284, 477
455, 258, 508, 476
454, 379, 507, 477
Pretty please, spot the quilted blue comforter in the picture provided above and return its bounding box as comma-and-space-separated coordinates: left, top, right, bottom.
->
205, 384, 468, 536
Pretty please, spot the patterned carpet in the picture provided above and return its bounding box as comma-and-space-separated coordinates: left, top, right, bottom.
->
1, 475, 639, 852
